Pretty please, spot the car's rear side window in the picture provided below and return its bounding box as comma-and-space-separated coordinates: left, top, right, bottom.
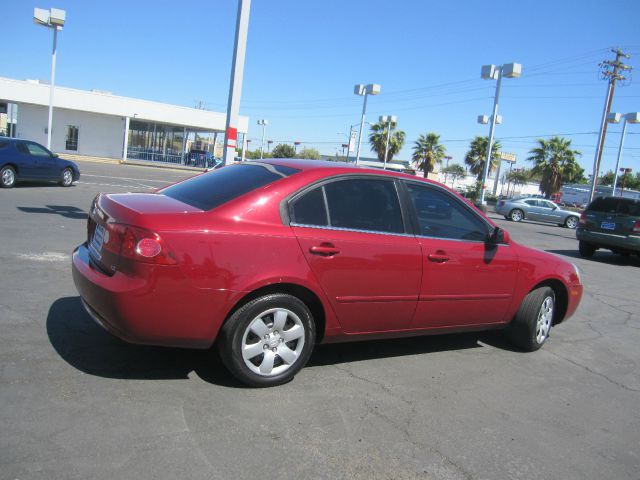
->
0, 140, 10, 149
161, 163, 299, 211
588, 197, 640, 216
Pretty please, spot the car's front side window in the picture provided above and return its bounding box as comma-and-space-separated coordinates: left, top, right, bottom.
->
290, 177, 405, 234
406, 182, 489, 242
25, 143, 51, 157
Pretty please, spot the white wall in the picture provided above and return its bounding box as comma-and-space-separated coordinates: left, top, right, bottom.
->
16, 104, 125, 158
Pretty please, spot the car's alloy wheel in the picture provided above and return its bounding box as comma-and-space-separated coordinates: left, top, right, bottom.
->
510, 209, 523, 222
61, 168, 73, 187
218, 293, 315, 387
508, 286, 555, 351
565, 216, 578, 229
1, 166, 16, 188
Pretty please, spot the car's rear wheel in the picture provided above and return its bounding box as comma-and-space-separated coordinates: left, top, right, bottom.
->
60, 168, 73, 187
218, 293, 315, 387
578, 241, 596, 258
509, 209, 524, 222
1, 166, 16, 188
508, 286, 555, 351
564, 216, 579, 229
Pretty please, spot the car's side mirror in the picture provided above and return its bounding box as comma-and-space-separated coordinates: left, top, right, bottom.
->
488, 226, 509, 245
52, 153, 59, 158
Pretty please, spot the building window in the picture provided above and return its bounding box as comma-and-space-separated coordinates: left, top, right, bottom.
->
66, 125, 79, 151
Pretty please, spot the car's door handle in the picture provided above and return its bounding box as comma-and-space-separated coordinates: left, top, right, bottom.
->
427, 252, 449, 263
310, 244, 340, 257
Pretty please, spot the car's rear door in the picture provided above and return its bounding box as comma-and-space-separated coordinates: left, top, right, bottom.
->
402, 181, 517, 328
289, 176, 422, 333
15, 142, 40, 179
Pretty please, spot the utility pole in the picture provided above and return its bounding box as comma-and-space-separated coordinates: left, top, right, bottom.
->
588, 49, 632, 203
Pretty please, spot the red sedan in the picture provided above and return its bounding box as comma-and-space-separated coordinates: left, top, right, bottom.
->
72, 159, 583, 387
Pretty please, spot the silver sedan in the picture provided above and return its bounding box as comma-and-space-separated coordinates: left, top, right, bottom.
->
495, 197, 580, 229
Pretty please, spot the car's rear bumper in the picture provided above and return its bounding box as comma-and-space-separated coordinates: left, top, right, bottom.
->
71, 243, 236, 348
576, 228, 640, 252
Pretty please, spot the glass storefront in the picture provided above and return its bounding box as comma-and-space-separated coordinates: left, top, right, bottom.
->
126, 120, 220, 166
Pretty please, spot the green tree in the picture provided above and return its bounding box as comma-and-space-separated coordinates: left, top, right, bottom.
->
504, 168, 531, 197
411, 133, 446, 174
464, 136, 502, 180
599, 170, 615, 186
368, 121, 406, 162
297, 148, 321, 160
441, 163, 466, 188
527, 137, 581, 198
271, 144, 296, 158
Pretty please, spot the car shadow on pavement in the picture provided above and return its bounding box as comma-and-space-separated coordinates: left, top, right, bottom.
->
18, 205, 87, 220
546, 249, 640, 266
46, 296, 243, 388
47, 297, 514, 387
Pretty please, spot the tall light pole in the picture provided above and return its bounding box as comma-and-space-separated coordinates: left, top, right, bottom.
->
267, 140, 273, 153
379, 115, 397, 169
607, 112, 640, 196
257, 119, 268, 159
478, 63, 521, 207
353, 84, 381, 165
34, 7, 66, 150
294, 141, 301, 155
223, 0, 252, 165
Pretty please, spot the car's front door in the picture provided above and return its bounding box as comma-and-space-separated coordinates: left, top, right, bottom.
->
403, 182, 517, 329
24, 142, 57, 179
289, 177, 422, 334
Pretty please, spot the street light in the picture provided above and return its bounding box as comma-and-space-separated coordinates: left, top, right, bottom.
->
257, 119, 268, 159
379, 115, 397, 170
354, 83, 381, 165
606, 112, 640, 196
34, 7, 66, 150
478, 62, 521, 207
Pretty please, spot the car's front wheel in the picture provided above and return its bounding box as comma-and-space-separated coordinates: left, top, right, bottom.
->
508, 286, 555, 351
564, 216, 579, 229
1, 166, 16, 188
218, 293, 316, 387
60, 168, 74, 187
509, 209, 524, 222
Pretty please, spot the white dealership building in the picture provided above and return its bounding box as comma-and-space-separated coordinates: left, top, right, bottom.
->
0, 76, 249, 164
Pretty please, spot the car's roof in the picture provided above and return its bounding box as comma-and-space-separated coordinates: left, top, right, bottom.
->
257, 158, 423, 181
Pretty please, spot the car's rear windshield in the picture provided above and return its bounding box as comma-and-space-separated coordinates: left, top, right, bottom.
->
160, 163, 300, 211
587, 197, 640, 216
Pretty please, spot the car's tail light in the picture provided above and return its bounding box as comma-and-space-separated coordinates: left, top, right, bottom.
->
579, 212, 587, 226
632, 220, 640, 234
103, 223, 177, 265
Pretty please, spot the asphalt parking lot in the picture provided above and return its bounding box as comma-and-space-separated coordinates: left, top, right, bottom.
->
1, 161, 639, 480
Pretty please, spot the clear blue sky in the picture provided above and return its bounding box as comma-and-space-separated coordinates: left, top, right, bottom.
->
2, 0, 640, 175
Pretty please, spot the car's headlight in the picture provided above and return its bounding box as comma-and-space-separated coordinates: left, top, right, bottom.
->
571, 263, 582, 284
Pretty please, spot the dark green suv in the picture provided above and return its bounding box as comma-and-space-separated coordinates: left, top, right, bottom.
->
576, 196, 640, 257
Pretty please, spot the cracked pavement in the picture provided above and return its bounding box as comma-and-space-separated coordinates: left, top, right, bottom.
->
1, 162, 639, 479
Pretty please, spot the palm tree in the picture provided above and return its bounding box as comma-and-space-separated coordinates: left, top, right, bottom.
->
368, 121, 406, 162
504, 168, 530, 197
527, 137, 581, 198
411, 133, 446, 174
465, 136, 502, 180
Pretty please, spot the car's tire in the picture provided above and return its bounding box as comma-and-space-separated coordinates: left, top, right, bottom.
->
60, 168, 74, 187
578, 241, 596, 258
509, 209, 524, 222
217, 293, 316, 387
508, 286, 555, 352
1, 166, 16, 188
564, 216, 579, 229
